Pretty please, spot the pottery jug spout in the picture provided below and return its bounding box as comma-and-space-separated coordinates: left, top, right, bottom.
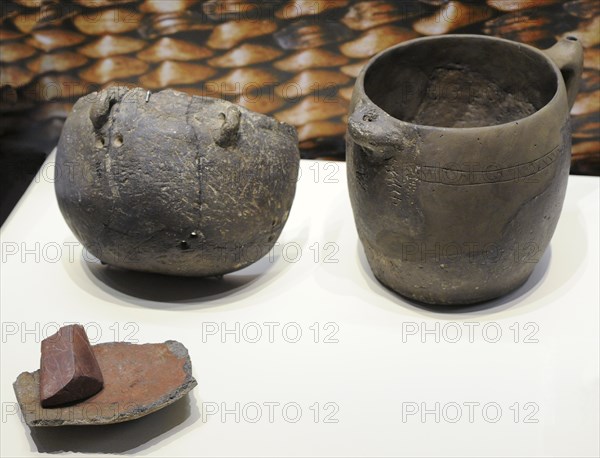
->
543, 37, 584, 110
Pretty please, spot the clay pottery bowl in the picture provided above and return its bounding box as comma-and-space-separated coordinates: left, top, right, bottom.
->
346, 35, 583, 305
55, 87, 299, 277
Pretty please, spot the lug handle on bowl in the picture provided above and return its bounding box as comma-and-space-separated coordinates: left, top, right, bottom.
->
89, 86, 123, 131
543, 36, 584, 110
213, 105, 241, 148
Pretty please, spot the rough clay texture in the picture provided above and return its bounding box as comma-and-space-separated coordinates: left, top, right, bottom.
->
40, 324, 103, 408
347, 36, 582, 305
410, 67, 537, 128
55, 87, 300, 276
14, 341, 197, 427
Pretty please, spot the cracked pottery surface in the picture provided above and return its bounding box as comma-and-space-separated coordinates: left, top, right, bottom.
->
347, 35, 583, 305
55, 87, 300, 276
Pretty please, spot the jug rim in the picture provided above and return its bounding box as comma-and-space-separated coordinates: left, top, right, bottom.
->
354, 34, 568, 133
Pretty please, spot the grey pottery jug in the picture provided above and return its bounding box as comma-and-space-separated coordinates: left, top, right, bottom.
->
55, 87, 299, 277
347, 35, 583, 305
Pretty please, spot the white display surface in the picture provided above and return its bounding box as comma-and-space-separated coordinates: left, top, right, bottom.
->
1, 153, 599, 457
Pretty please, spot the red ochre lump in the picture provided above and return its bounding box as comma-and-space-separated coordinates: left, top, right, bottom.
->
39, 324, 104, 407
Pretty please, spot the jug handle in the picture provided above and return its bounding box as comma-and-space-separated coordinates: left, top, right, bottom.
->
542, 36, 584, 110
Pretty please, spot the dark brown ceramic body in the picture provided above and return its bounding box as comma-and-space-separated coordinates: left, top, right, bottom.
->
55, 87, 300, 277
347, 35, 583, 305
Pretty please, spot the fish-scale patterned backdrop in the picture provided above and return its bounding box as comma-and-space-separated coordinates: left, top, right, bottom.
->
0, 0, 598, 175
